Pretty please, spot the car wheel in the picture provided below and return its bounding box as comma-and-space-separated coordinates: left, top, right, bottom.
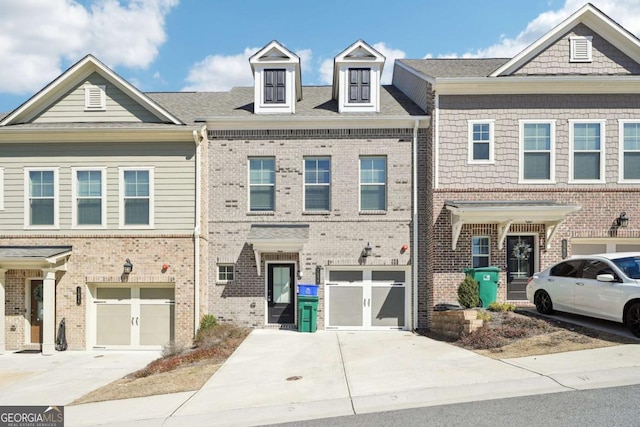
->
534, 290, 554, 314
625, 303, 640, 338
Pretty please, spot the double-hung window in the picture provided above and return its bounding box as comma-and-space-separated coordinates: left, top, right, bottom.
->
264, 69, 286, 104
120, 167, 153, 227
348, 68, 371, 103
73, 168, 105, 227
520, 121, 554, 182
360, 156, 386, 211
304, 157, 330, 211
249, 157, 275, 211
620, 121, 640, 182
472, 237, 490, 268
468, 120, 494, 163
25, 168, 58, 227
570, 120, 605, 182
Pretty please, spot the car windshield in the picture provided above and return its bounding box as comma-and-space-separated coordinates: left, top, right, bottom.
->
612, 257, 640, 279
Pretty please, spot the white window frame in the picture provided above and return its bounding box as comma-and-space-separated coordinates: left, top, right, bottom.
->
467, 120, 495, 164
519, 120, 556, 184
84, 84, 106, 110
569, 119, 606, 184
217, 264, 235, 283
0, 168, 4, 211
303, 157, 331, 212
570, 36, 593, 63
248, 157, 276, 212
24, 167, 59, 229
359, 156, 387, 212
72, 167, 107, 228
618, 120, 640, 183
119, 167, 154, 229
472, 236, 490, 268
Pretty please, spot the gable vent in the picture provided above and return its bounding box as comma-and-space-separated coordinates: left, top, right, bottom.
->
570, 36, 592, 62
85, 85, 106, 110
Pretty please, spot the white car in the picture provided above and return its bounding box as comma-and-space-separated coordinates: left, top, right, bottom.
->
526, 253, 640, 337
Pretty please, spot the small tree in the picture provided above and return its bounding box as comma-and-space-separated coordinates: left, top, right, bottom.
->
458, 276, 479, 308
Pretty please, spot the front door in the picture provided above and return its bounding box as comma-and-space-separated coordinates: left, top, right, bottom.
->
506, 236, 535, 300
30, 280, 44, 344
267, 264, 295, 324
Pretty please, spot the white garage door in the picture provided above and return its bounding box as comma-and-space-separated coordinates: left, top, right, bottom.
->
572, 240, 640, 256
325, 269, 409, 330
93, 285, 175, 349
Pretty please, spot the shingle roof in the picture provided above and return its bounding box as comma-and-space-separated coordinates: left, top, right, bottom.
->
0, 246, 72, 259
398, 58, 510, 78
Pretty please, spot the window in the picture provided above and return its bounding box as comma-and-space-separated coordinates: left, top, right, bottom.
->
73, 168, 105, 227
520, 121, 554, 182
348, 68, 370, 103
304, 157, 330, 211
570, 36, 592, 62
468, 120, 494, 163
120, 167, 153, 227
218, 264, 235, 282
570, 121, 605, 182
472, 237, 490, 268
360, 157, 386, 211
620, 121, 640, 181
249, 158, 275, 211
25, 168, 58, 227
85, 84, 106, 110
264, 69, 285, 104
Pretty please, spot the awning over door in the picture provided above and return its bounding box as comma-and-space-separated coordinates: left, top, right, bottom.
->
0, 246, 72, 269
246, 224, 309, 275
445, 201, 581, 250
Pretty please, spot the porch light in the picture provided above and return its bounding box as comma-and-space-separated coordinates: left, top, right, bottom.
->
123, 258, 133, 274
617, 212, 629, 228
361, 242, 373, 258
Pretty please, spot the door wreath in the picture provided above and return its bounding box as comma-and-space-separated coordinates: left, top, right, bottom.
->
512, 241, 532, 261
34, 283, 44, 302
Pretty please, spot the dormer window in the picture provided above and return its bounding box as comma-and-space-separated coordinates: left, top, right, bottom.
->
84, 84, 106, 110
264, 69, 286, 104
349, 68, 370, 103
570, 36, 592, 62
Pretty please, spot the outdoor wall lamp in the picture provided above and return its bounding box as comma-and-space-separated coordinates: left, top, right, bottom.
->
617, 212, 629, 228
123, 258, 133, 274
361, 242, 373, 258
76, 286, 82, 306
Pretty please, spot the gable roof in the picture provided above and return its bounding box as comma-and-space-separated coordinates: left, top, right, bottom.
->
332, 40, 385, 100
398, 58, 509, 79
249, 40, 302, 101
491, 3, 640, 76
0, 55, 184, 126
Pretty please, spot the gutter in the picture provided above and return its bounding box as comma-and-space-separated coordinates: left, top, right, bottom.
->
192, 126, 206, 335
412, 119, 419, 331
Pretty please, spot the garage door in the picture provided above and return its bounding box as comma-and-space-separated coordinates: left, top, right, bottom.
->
572, 241, 640, 255
93, 286, 175, 349
325, 269, 409, 330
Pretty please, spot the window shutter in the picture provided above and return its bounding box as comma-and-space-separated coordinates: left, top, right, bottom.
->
264, 69, 285, 104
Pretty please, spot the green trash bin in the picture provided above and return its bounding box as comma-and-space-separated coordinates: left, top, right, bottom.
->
297, 284, 319, 333
464, 267, 500, 308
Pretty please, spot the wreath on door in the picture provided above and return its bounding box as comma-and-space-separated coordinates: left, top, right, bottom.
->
512, 241, 532, 261
34, 284, 44, 302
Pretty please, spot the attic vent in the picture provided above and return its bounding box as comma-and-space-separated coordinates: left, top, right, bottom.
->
85, 85, 106, 110
570, 36, 592, 62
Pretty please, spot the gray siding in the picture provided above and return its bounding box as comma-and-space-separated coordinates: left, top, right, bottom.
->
1, 142, 195, 234
392, 64, 430, 113
33, 73, 164, 123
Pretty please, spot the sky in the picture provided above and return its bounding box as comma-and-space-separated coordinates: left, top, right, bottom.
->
2, 0, 640, 113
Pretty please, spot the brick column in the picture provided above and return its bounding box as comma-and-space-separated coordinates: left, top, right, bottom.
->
0, 268, 5, 354
42, 269, 56, 356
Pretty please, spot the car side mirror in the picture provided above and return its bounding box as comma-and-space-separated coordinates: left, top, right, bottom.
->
596, 274, 615, 282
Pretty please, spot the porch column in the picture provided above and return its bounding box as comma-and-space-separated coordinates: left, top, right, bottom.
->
0, 268, 6, 354
42, 269, 56, 356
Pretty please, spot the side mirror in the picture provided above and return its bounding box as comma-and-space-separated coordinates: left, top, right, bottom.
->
596, 274, 615, 282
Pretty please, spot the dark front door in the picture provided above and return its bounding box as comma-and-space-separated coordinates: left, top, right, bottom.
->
267, 264, 295, 324
506, 236, 535, 300
30, 280, 44, 344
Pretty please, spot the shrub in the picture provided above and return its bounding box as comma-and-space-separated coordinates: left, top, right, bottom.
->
457, 276, 479, 308
161, 341, 186, 358
458, 327, 508, 350
476, 310, 492, 322
488, 302, 516, 312
195, 314, 218, 342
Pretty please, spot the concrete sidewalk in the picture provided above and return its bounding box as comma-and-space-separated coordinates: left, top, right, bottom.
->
64, 330, 640, 426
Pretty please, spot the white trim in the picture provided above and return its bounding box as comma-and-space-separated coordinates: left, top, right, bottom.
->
568, 119, 606, 184
71, 167, 107, 229
518, 120, 556, 184
570, 36, 593, 62
359, 156, 387, 212
248, 157, 276, 213
618, 120, 640, 183
84, 84, 106, 110
303, 156, 331, 212
23, 167, 59, 229
118, 167, 154, 229
216, 263, 235, 284
467, 119, 495, 164
0, 168, 4, 211
264, 261, 297, 327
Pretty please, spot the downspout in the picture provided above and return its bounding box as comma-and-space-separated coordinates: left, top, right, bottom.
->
192, 126, 205, 335
434, 93, 440, 189
412, 119, 419, 331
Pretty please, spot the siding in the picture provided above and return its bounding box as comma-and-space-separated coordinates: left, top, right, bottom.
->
33, 73, 164, 123
1, 142, 196, 234
392, 64, 430, 114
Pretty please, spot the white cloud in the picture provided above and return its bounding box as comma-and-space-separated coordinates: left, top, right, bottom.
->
318, 42, 405, 85
0, 0, 178, 95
